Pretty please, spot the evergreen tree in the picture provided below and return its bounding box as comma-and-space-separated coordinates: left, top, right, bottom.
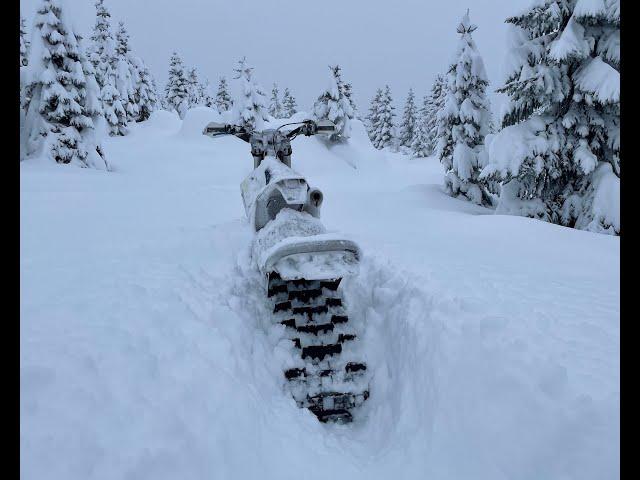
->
437, 11, 493, 206
200, 78, 214, 108
165, 52, 189, 118
368, 85, 395, 150
411, 95, 432, 158
22, 0, 106, 168
398, 88, 417, 148
132, 57, 157, 121
75, 31, 109, 169
89, 0, 126, 136
88, 0, 113, 91
231, 57, 270, 130
281, 87, 297, 117
20, 16, 30, 67
481, 0, 619, 234
114, 21, 139, 122
215, 76, 232, 113
365, 88, 382, 143
269, 83, 283, 118
342, 82, 358, 118
424, 74, 447, 152
312, 65, 354, 142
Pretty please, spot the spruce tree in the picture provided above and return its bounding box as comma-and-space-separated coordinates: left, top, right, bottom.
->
481, 0, 619, 233
215, 76, 232, 113
165, 52, 189, 118
312, 65, 354, 141
437, 11, 493, 206
411, 95, 432, 158
22, 0, 104, 167
282, 88, 297, 117
114, 21, 139, 122
186, 67, 203, 107
424, 74, 446, 152
200, 78, 214, 108
76, 31, 109, 169
366, 88, 382, 143
369, 85, 395, 150
269, 83, 283, 118
398, 88, 417, 148
231, 57, 270, 130
89, 0, 126, 136
20, 16, 30, 67
342, 82, 358, 119
132, 57, 157, 121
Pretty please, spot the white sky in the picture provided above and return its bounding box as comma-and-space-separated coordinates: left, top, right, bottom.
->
21, 0, 529, 115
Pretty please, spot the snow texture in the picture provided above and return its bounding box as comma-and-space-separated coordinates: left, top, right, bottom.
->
21, 107, 619, 480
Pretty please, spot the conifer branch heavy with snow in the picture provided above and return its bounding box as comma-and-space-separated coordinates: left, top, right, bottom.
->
481, 0, 619, 234
437, 11, 493, 206
20, 16, 30, 67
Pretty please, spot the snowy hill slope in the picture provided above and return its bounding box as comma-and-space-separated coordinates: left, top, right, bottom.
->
20, 110, 619, 480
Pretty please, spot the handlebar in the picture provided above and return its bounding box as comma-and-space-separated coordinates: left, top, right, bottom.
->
203, 119, 336, 140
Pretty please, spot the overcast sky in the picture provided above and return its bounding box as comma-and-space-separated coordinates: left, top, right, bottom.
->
21, 0, 529, 115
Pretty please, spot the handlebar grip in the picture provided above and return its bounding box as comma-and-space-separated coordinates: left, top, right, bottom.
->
316, 124, 336, 133
204, 122, 230, 134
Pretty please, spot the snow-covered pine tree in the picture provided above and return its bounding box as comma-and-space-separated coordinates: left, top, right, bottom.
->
165, 52, 189, 118
282, 87, 297, 117
215, 76, 232, 113
22, 0, 104, 167
186, 67, 202, 107
114, 21, 139, 122
75, 30, 109, 169
372, 85, 395, 149
200, 78, 214, 108
480, 0, 619, 234
269, 83, 283, 118
88, 0, 126, 136
424, 74, 446, 152
312, 65, 354, 142
411, 95, 432, 158
20, 16, 30, 67
398, 88, 417, 148
437, 11, 493, 206
365, 88, 382, 143
132, 57, 157, 121
342, 82, 358, 119
231, 57, 270, 130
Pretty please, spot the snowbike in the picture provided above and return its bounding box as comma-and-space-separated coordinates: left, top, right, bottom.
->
203, 119, 369, 423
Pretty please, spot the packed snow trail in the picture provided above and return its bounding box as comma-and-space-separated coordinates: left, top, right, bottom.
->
20, 109, 619, 479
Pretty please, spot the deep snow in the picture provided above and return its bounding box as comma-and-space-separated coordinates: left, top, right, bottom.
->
21, 109, 619, 479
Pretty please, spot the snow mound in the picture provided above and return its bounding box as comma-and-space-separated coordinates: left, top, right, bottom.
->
178, 106, 223, 138
144, 109, 182, 133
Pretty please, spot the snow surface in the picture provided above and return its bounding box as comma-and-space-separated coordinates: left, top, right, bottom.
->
21, 110, 619, 479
